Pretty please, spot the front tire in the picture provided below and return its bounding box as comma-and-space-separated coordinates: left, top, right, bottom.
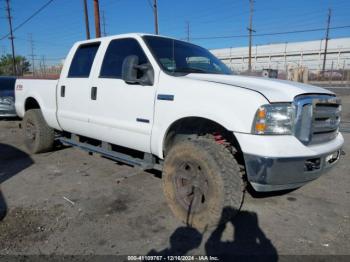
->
22, 109, 55, 154
162, 136, 245, 229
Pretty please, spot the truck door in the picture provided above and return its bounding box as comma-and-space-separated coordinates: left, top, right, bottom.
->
88, 37, 156, 153
57, 42, 100, 136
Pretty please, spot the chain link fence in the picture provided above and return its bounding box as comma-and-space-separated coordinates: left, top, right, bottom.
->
238, 68, 350, 87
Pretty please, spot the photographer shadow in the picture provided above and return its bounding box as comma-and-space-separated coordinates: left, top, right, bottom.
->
0, 143, 33, 221
147, 226, 203, 256
147, 207, 278, 261
205, 207, 278, 261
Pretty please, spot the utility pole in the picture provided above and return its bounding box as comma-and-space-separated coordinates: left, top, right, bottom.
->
186, 21, 190, 42
1, 46, 7, 56
153, 0, 159, 34
102, 10, 107, 36
247, 0, 255, 73
322, 8, 332, 72
5, 0, 16, 75
40, 55, 46, 77
28, 34, 35, 76
83, 0, 90, 39
93, 0, 101, 38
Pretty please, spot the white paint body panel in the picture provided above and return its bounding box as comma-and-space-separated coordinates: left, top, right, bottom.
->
85, 35, 161, 153
14, 33, 342, 160
235, 132, 344, 158
15, 79, 61, 130
56, 41, 101, 140
151, 72, 269, 157
184, 74, 334, 102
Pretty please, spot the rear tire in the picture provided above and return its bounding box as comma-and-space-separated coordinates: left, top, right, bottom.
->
22, 109, 54, 154
162, 136, 245, 229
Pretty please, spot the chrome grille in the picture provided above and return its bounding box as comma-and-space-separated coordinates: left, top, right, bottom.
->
294, 95, 341, 145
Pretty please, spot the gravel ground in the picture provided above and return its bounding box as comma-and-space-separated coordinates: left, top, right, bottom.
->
0, 90, 349, 260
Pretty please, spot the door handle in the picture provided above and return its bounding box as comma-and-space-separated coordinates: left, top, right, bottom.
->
60, 85, 65, 97
91, 86, 97, 100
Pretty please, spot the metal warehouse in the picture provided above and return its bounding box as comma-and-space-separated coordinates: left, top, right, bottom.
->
210, 37, 350, 73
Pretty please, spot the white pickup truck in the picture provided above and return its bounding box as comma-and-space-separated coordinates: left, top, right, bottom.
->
15, 33, 343, 228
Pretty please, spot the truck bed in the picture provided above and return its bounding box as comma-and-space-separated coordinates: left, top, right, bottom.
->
15, 79, 61, 130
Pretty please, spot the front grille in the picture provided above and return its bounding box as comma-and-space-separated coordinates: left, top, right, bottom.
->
294, 95, 341, 145
312, 103, 341, 144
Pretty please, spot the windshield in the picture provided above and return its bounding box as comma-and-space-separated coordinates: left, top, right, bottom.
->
143, 36, 232, 75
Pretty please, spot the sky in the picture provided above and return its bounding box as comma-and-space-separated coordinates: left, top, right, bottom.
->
0, 0, 349, 66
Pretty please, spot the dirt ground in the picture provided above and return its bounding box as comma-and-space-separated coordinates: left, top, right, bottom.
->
0, 89, 349, 260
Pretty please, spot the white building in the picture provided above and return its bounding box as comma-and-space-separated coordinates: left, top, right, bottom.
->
210, 37, 350, 72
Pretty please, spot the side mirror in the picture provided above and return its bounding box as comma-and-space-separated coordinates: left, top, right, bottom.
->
121, 55, 154, 86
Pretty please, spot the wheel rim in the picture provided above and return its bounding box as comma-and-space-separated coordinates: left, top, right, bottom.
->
25, 120, 37, 142
173, 161, 210, 214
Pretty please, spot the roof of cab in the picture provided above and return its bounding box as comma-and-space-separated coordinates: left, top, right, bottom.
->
73, 33, 175, 45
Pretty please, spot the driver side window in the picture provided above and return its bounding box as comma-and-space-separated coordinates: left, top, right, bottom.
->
100, 38, 148, 79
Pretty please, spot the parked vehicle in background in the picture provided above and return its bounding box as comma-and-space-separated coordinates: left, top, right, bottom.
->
0, 76, 17, 117
15, 34, 344, 228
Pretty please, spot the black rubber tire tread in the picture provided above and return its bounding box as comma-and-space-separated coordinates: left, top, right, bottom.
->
162, 136, 245, 229
22, 109, 55, 154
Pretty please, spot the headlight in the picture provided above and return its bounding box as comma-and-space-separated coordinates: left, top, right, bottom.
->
252, 103, 295, 135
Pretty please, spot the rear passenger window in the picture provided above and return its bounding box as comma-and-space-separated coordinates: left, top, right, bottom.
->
100, 38, 148, 79
68, 43, 100, 78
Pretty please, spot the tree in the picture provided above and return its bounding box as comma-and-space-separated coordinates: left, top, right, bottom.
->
0, 54, 31, 76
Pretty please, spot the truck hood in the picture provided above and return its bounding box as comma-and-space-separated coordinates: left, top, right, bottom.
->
184, 74, 334, 102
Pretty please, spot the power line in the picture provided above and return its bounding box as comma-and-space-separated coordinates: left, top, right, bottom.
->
1, 0, 55, 41
146, 0, 153, 10
161, 16, 243, 35
99, 0, 120, 9
159, 0, 246, 24
189, 25, 350, 40
253, 12, 330, 30
32, 57, 64, 61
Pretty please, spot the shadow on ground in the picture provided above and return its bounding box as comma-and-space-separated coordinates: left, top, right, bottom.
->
148, 207, 278, 261
0, 117, 21, 122
0, 143, 33, 220
246, 183, 297, 198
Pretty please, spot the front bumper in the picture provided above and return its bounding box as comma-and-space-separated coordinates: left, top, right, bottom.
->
0, 103, 16, 117
244, 147, 342, 192
234, 132, 344, 192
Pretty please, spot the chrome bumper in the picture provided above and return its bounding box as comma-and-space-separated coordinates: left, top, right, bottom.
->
244, 147, 342, 192
0, 103, 16, 117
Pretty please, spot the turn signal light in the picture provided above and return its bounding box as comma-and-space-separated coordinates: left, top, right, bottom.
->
257, 108, 266, 119
255, 122, 266, 132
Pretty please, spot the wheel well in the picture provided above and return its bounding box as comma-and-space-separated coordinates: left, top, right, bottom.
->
25, 97, 40, 111
163, 117, 243, 158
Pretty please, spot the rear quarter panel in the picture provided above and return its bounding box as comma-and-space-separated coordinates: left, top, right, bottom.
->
15, 79, 61, 130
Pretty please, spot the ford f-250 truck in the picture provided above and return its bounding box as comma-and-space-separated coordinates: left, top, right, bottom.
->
15, 33, 343, 228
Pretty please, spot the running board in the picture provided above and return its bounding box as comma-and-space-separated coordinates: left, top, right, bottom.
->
58, 137, 162, 171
